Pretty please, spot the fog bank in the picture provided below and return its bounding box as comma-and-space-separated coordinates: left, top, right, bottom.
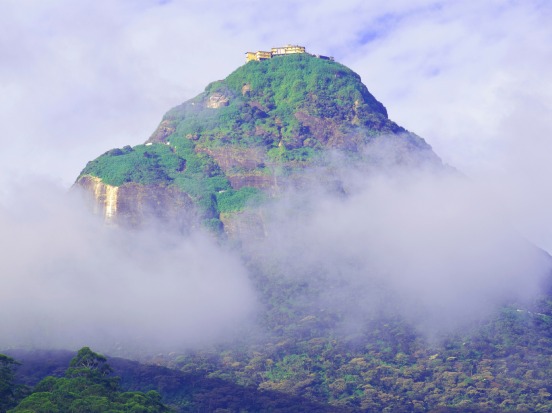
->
0, 180, 258, 353
242, 147, 552, 336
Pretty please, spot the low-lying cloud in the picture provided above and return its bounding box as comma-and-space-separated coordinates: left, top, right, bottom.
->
242, 144, 552, 337
0, 179, 258, 353
1, 138, 550, 352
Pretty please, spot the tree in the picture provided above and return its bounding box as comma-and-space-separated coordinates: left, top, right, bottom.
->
0, 354, 26, 412
65, 346, 113, 379
9, 347, 172, 413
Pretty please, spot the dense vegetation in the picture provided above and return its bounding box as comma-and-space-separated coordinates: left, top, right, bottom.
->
6, 347, 171, 413
171, 307, 552, 412
162, 53, 402, 150
0, 355, 27, 412
5, 300, 552, 412
133, 264, 550, 413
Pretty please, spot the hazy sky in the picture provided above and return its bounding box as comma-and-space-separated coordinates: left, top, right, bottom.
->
1, 0, 551, 250
1, 1, 552, 350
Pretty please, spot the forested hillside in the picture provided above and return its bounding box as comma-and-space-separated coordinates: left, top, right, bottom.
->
4, 301, 552, 413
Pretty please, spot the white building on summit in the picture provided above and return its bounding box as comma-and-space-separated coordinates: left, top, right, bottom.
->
245, 45, 333, 62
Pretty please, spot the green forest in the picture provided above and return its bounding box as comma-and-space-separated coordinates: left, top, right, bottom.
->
3, 347, 171, 412
3, 295, 552, 412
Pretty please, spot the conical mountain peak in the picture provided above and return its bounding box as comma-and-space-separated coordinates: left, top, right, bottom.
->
76, 53, 441, 231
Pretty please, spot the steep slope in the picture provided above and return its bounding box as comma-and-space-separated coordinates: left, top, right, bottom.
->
75, 54, 441, 231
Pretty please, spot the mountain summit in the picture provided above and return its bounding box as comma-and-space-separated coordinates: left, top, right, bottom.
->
75, 53, 441, 231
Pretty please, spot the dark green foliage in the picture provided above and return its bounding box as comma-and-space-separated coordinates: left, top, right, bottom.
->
267, 146, 318, 162
165, 298, 552, 412
9, 348, 171, 413
0, 354, 27, 412
65, 347, 115, 391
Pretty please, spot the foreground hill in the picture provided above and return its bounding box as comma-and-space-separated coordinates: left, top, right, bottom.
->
5, 303, 552, 413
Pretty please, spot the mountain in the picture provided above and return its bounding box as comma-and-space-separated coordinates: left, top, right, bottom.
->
66, 51, 552, 413
75, 53, 442, 232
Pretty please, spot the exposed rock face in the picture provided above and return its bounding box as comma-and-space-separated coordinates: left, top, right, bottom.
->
206, 93, 229, 108
198, 146, 265, 173
76, 175, 196, 230
227, 173, 275, 190
77, 176, 119, 223
148, 119, 176, 143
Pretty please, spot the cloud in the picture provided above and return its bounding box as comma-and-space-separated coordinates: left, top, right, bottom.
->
343, 1, 552, 251
240, 146, 552, 336
0, 180, 258, 352
0, 140, 548, 351
355, 2, 552, 166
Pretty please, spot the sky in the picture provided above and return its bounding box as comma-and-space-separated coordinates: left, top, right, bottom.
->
1, 0, 551, 249
1, 0, 552, 350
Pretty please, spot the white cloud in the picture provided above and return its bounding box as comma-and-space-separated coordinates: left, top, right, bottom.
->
344, 1, 552, 250
243, 158, 551, 336
392, 4, 550, 168
0, 181, 257, 351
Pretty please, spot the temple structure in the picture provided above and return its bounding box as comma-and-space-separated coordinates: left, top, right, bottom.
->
245, 45, 333, 62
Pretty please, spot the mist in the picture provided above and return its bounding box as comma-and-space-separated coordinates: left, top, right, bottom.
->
1, 134, 550, 354
0, 179, 258, 353
240, 140, 552, 337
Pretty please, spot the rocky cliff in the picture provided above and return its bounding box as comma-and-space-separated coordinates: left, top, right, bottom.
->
77, 175, 196, 230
